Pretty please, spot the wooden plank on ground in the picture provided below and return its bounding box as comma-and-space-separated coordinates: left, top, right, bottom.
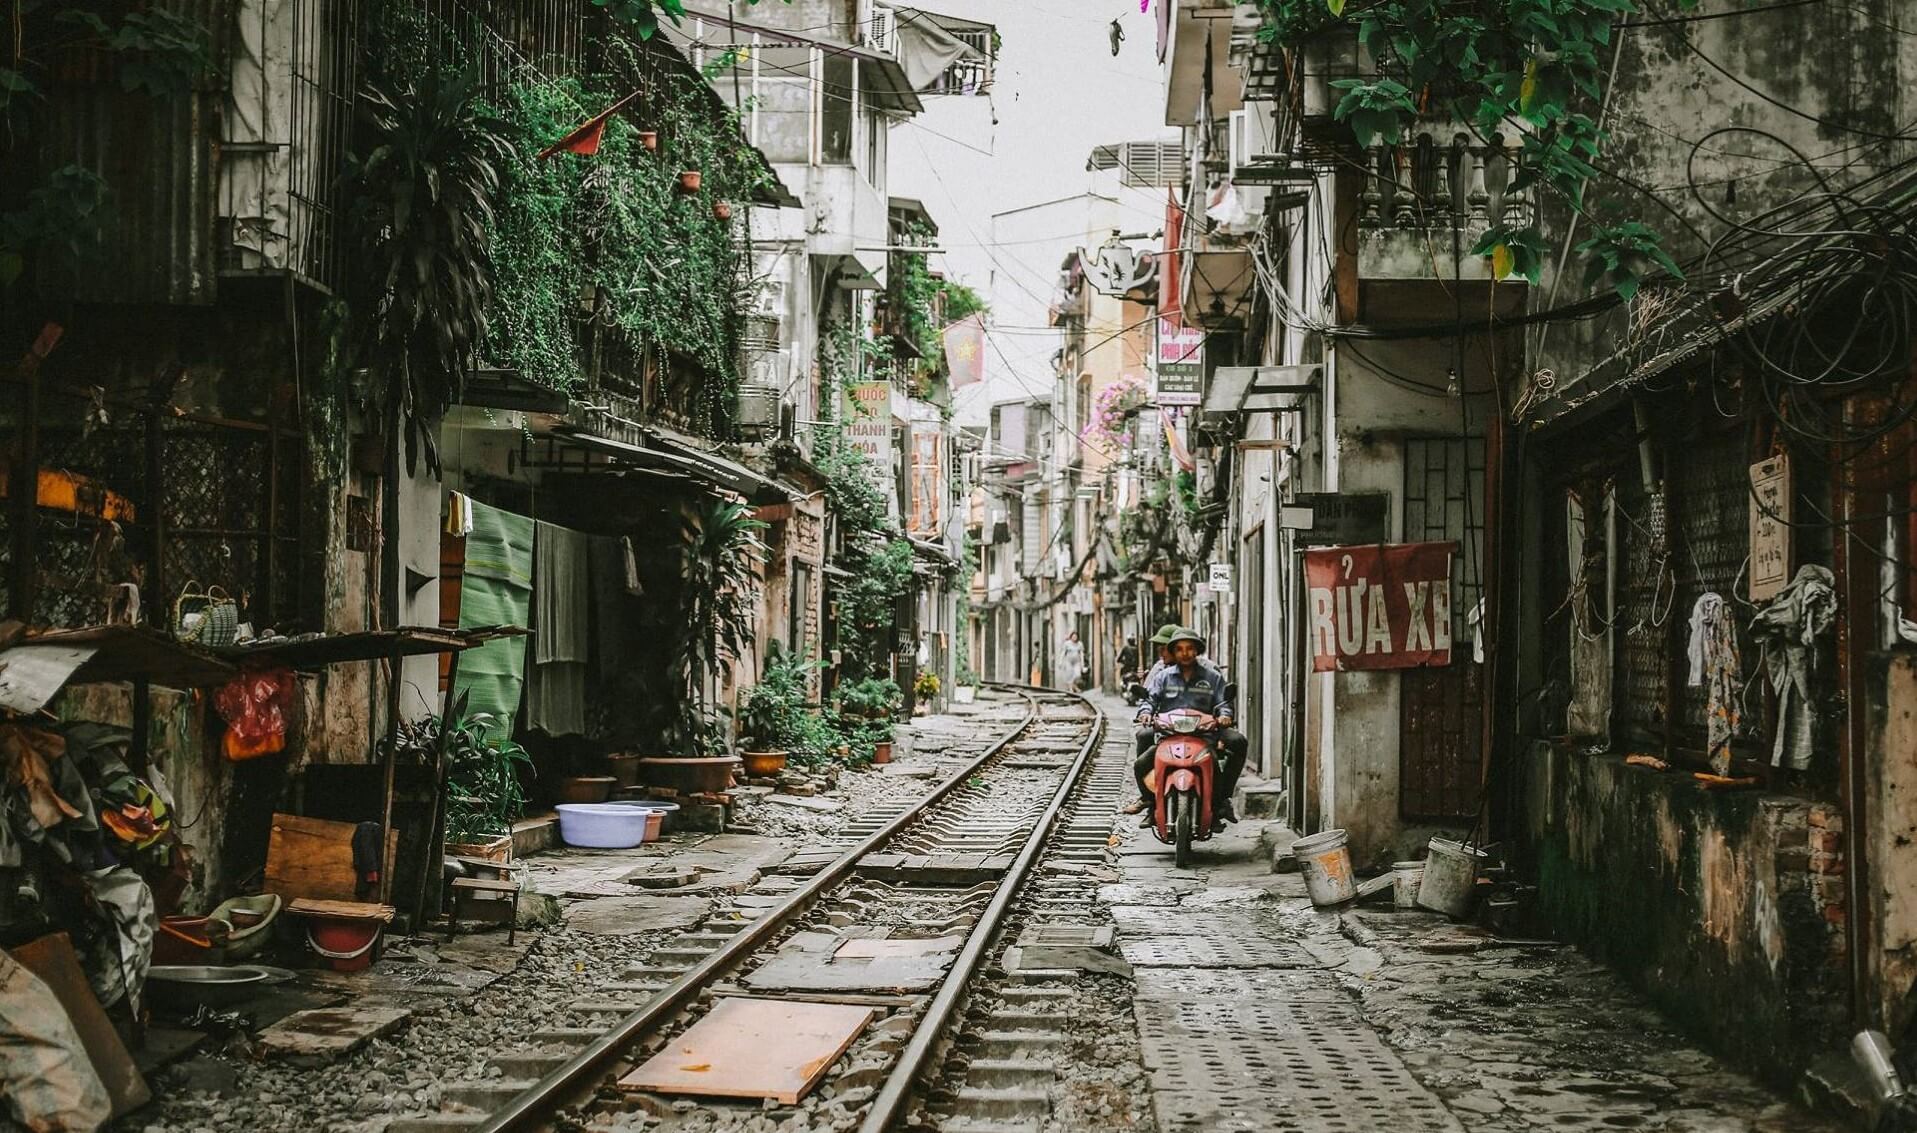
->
264, 813, 397, 902
618, 997, 873, 1103
8, 933, 150, 1118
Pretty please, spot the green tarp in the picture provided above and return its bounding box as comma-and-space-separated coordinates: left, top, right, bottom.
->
455, 499, 533, 737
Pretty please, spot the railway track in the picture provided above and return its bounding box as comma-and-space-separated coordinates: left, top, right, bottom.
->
393, 684, 1125, 1133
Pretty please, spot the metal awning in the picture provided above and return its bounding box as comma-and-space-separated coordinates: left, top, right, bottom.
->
211, 626, 523, 670
0, 625, 237, 713
549, 425, 792, 503
1200, 364, 1320, 421
907, 536, 956, 566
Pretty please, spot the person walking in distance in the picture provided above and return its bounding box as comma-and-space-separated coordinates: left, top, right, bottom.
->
1060, 630, 1085, 692
1115, 636, 1140, 685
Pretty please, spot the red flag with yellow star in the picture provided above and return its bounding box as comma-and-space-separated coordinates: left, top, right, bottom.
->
942, 313, 986, 387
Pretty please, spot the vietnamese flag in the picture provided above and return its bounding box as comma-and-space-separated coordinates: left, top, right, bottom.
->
943, 313, 987, 387
537, 89, 642, 160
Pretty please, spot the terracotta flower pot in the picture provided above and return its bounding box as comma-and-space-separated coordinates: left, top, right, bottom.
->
639, 130, 659, 151
713, 201, 732, 221
605, 753, 642, 788
677, 170, 702, 192
742, 750, 789, 777
637, 756, 739, 795
556, 775, 616, 805
872, 741, 893, 765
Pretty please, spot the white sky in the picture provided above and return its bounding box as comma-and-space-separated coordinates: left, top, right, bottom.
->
886, 0, 1176, 425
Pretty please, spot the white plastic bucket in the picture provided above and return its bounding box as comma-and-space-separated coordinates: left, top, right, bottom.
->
1392, 861, 1425, 909
1291, 829, 1356, 907
1417, 837, 1487, 917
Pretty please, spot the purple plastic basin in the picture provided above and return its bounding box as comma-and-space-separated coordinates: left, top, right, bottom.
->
556, 803, 651, 849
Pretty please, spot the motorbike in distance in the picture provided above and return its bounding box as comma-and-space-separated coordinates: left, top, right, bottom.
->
1130, 682, 1232, 868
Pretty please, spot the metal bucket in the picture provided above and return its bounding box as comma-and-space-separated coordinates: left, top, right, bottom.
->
1417, 837, 1486, 917
1291, 828, 1356, 907
1391, 861, 1425, 909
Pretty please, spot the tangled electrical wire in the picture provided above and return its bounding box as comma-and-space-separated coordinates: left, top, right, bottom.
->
1689, 126, 1917, 453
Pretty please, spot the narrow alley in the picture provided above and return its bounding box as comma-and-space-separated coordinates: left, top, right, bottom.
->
5, 0, 1917, 1130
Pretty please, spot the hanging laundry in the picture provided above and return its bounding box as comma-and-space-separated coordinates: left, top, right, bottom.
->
1748, 564, 1837, 771
445, 490, 477, 536
1686, 592, 1742, 775
453, 499, 534, 738
528, 521, 590, 736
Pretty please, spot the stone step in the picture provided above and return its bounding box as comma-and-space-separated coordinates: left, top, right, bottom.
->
488, 1050, 571, 1079
962, 1058, 1057, 1089
386, 1117, 484, 1133
947, 1087, 1051, 1119
965, 1031, 1064, 1058
529, 1026, 605, 1045
929, 1122, 1042, 1133
441, 1079, 536, 1110
994, 985, 1074, 1003
981, 1010, 1066, 1030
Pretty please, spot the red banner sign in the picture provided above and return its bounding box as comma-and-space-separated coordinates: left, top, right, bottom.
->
1304, 542, 1456, 672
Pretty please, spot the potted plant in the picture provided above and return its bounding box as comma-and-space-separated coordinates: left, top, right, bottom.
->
713, 201, 733, 221
738, 643, 820, 777
678, 169, 702, 192
913, 670, 940, 713
639, 129, 659, 151
439, 712, 534, 859
835, 677, 901, 721
642, 501, 763, 792
953, 666, 979, 705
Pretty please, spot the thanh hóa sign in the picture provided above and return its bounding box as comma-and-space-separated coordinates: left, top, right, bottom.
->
1304, 542, 1455, 672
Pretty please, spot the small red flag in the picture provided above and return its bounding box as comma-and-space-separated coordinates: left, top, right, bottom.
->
537, 89, 642, 161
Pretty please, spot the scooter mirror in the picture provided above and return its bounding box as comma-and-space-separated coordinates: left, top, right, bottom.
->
1125, 683, 1148, 703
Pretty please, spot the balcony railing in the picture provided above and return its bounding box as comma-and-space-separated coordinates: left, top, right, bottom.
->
1357, 133, 1532, 232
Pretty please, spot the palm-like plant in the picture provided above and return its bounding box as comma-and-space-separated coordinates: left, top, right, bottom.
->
345, 69, 512, 474
671, 500, 767, 755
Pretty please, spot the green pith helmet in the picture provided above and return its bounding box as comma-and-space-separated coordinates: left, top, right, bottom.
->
1168, 628, 1207, 653
1149, 624, 1180, 646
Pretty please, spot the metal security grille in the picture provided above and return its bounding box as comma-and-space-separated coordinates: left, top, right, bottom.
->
1400, 436, 1486, 821
8, 393, 303, 633
1670, 432, 1752, 747
1614, 472, 1669, 745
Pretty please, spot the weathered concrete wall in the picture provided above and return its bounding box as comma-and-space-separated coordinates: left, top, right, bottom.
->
1317, 350, 1491, 867
1523, 743, 1848, 1086
1869, 651, 1917, 1033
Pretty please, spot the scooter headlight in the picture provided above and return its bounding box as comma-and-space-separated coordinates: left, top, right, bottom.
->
1171, 716, 1200, 734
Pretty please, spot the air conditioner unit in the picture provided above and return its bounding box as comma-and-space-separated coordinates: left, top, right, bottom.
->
738, 384, 781, 437
1228, 109, 1252, 173
865, 5, 898, 53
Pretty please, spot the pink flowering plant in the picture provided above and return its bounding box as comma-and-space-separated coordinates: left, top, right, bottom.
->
1083, 375, 1150, 450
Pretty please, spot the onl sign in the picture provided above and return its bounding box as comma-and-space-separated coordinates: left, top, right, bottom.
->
1304, 542, 1455, 672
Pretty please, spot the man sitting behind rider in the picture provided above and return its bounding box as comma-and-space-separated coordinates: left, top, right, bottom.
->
1123, 629, 1249, 828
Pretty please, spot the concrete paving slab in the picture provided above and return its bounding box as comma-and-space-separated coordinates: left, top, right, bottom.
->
744, 930, 960, 993
258, 1004, 412, 1061
564, 895, 714, 935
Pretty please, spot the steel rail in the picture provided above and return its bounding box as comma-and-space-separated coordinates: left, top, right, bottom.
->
477, 686, 1046, 1133
856, 686, 1106, 1133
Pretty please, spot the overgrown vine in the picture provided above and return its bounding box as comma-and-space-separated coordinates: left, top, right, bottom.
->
1254, 0, 1687, 296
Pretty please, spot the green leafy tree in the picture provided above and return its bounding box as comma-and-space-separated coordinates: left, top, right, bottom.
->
671, 500, 768, 756
343, 69, 513, 474
1256, 0, 1688, 295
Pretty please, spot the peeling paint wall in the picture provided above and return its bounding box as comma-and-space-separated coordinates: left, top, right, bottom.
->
1523, 744, 1848, 1085
1869, 653, 1917, 1033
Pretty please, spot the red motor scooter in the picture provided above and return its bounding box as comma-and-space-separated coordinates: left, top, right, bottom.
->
1145, 708, 1220, 868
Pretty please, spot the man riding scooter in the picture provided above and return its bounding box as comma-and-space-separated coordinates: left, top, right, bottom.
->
1123, 629, 1249, 829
